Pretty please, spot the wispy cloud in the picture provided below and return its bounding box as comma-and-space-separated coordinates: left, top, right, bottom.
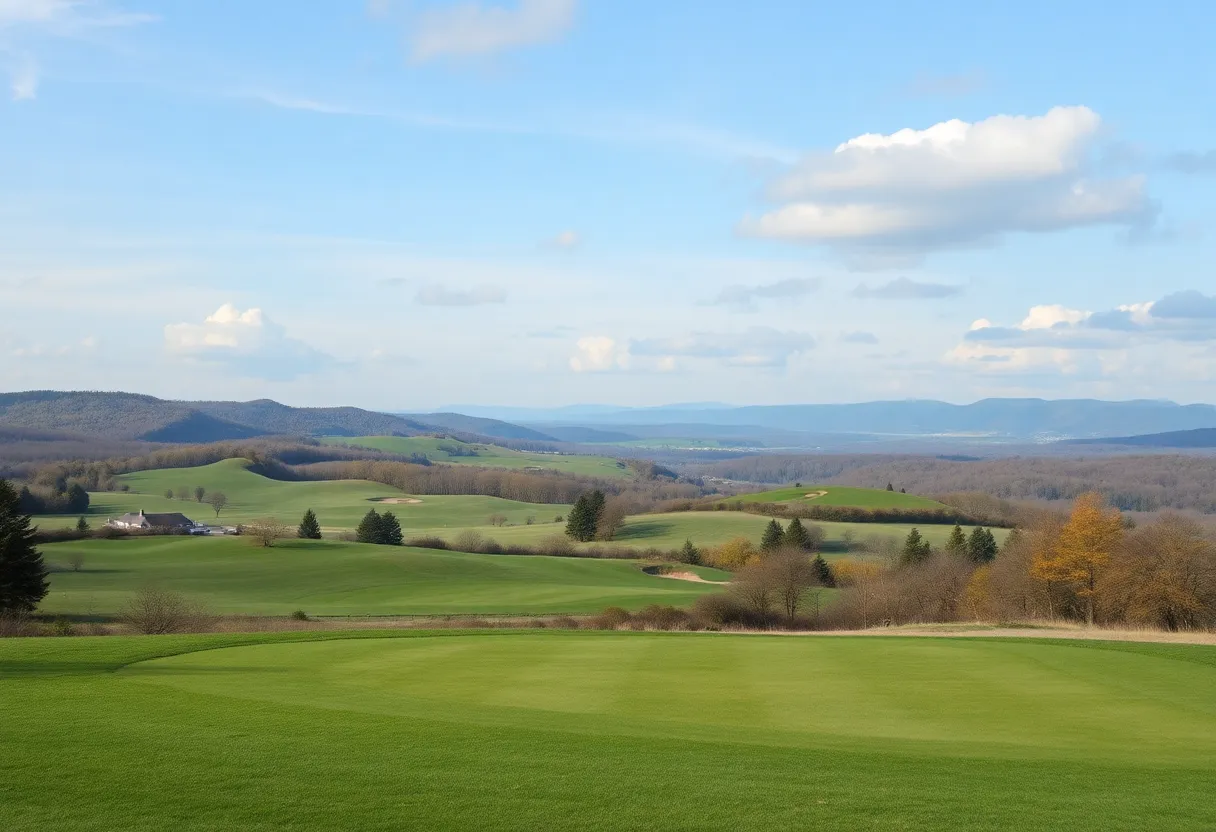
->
706, 277, 819, 311
853, 277, 964, 299
416, 284, 507, 306
408, 0, 577, 62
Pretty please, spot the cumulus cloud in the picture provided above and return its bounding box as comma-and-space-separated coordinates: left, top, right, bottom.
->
852, 277, 963, 299
415, 284, 507, 306
741, 106, 1153, 264
409, 0, 576, 62
948, 291, 1216, 370
569, 336, 629, 373
164, 304, 333, 380
706, 277, 819, 311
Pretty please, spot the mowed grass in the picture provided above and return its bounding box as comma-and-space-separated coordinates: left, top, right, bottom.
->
737, 484, 950, 510
321, 435, 632, 479
37, 537, 726, 617
4, 631, 1216, 831
32, 458, 568, 533
456, 511, 1007, 554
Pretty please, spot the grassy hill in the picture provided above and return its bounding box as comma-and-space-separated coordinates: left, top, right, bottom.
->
39, 537, 727, 616
321, 435, 631, 479
736, 484, 950, 510
6, 632, 1215, 830
35, 458, 568, 533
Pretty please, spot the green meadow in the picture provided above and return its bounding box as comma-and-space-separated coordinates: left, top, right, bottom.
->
33, 458, 568, 532
37, 537, 726, 617
320, 435, 632, 479
736, 484, 950, 510
4, 631, 1215, 831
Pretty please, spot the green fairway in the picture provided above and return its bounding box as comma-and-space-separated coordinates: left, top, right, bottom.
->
4, 632, 1215, 831
320, 435, 632, 479
459, 510, 1006, 553
737, 484, 950, 510
33, 458, 568, 532
38, 537, 726, 616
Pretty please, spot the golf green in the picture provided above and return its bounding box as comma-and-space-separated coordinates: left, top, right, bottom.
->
4, 632, 1214, 830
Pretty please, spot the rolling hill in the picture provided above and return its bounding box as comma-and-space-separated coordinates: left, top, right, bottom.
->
1068, 427, 1216, 449
735, 485, 950, 510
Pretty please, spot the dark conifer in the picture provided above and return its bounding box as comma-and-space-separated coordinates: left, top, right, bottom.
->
901, 528, 932, 565
945, 524, 967, 557
760, 519, 785, 551
355, 509, 384, 544
298, 509, 322, 540
967, 526, 999, 563
380, 511, 403, 546
784, 517, 813, 551
811, 554, 835, 587
0, 479, 49, 614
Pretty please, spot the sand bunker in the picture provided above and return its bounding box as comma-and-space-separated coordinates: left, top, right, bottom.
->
803, 491, 828, 500
372, 497, 423, 505
642, 566, 729, 585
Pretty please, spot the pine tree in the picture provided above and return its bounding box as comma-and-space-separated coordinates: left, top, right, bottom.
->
0, 479, 49, 614
679, 539, 701, 565
784, 517, 813, 551
967, 526, 999, 564
586, 491, 606, 539
945, 524, 967, 557
355, 509, 384, 544
298, 509, 322, 540
760, 519, 785, 551
380, 511, 403, 546
565, 495, 590, 541
901, 528, 932, 565
886, 482, 894, 492
811, 554, 835, 587
75, 516, 90, 533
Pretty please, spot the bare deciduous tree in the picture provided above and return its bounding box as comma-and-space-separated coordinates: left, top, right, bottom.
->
206, 491, 228, 518
122, 585, 208, 634
247, 517, 290, 548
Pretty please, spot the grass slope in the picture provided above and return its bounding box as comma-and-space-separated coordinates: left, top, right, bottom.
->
38, 537, 726, 616
321, 435, 631, 479
34, 458, 568, 532
456, 511, 1007, 553
4, 631, 1215, 831
737, 484, 950, 510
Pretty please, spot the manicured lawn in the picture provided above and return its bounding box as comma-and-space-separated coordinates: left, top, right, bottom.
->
33, 458, 568, 533
458, 511, 1008, 553
37, 537, 727, 617
320, 435, 632, 479
737, 484, 950, 510
3, 631, 1215, 831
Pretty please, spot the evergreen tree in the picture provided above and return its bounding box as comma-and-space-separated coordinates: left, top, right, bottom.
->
784, 517, 813, 551
811, 554, 835, 587
66, 483, 90, 513
901, 528, 932, 565
586, 490, 606, 536
760, 519, 785, 551
565, 495, 590, 541
0, 479, 49, 614
945, 524, 967, 557
298, 509, 322, 540
679, 539, 701, 565
1001, 527, 1024, 554
75, 516, 90, 533
380, 511, 404, 546
355, 509, 384, 544
886, 482, 894, 492
967, 526, 999, 563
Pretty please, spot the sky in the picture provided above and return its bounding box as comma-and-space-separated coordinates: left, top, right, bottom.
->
1, 0, 1215, 410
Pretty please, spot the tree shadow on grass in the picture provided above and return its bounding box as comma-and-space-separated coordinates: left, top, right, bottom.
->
614, 521, 674, 542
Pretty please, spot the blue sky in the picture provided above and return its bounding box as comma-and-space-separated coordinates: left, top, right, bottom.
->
1, 0, 1214, 409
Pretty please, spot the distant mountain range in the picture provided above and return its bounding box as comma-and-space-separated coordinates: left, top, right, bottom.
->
0, 391, 436, 442
1069, 428, 1216, 449
450, 399, 1216, 441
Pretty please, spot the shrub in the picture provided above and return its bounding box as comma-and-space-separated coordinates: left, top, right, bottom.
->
691, 593, 763, 630
122, 585, 208, 634
49, 616, 75, 637
404, 535, 449, 550
630, 604, 692, 631
453, 530, 484, 552
550, 616, 581, 630
587, 606, 632, 630
289, 609, 309, 621
538, 535, 575, 557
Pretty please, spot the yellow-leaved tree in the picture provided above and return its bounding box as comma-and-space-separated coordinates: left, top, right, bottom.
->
1030, 492, 1123, 625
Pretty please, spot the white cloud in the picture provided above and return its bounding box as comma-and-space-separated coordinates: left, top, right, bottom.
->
409, 0, 576, 62
415, 284, 507, 306
569, 336, 629, 373
164, 303, 332, 381
8, 54, 35, 99
742, 106, 1153, 264
707, 277, 819, 311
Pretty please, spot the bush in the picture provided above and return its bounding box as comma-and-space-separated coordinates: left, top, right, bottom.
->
122, 585, 208, 634
453, 530, 485, 552
691, 593, 763, 630
49, 616, 75, 637
538, 535, 576, 557
289, 609, 309, 621
404, 535, 449, 550
630, 604, 692, 631
587, 606, 632, 630
550, 616, 581, 630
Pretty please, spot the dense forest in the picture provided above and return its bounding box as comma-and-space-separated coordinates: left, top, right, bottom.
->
692, 453, 1216, 513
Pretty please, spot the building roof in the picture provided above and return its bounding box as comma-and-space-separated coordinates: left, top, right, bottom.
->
115, 511, 196, 527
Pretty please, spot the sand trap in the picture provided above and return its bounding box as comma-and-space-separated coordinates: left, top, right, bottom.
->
372, 497, 423, 505
642, 566, 729, 585
803, 491, 828, 500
